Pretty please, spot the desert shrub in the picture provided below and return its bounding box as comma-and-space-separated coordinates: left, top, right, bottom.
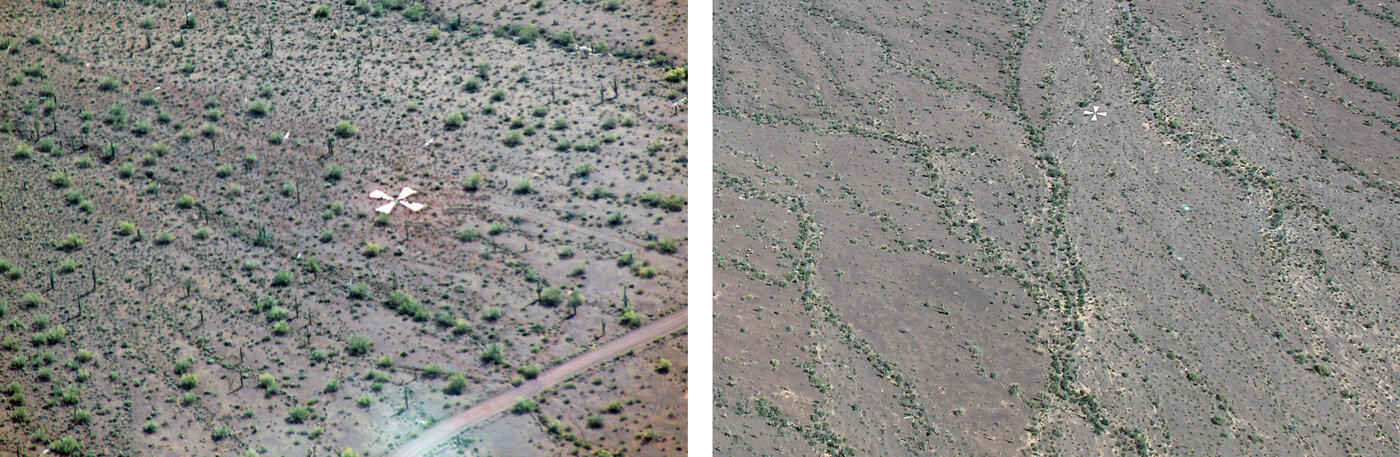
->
313, 4, 330, 17
587, 415, 605, 428
348, 282, 370, 300
403, 3, 425, 21
463, 173, 484, 192
387, 291, 424, 318
639, 193, 686, 212
663, 66, 686, 82
20, 293, 43, 308
619, 308, 642, 328
9, 407, 26, 423
510, 397, 538, 414
346, 335, 373, 356
494, 22, 540, 44
129, 118, 153, 135
443, 112, 465, 130
463, 77, 482, 93
98, 77, 119, 91
655, 358, 672, 373
178, 373, 198, 390
271, 269, 293, 287
538, 287, 564, 307
446, 227, 479, 244
287, 406, 313, 423
362, 242, 381, 257
257, 373, 277, 390
325, 164, 345, 181
49, 437, 82, 456
48, 171, 70, 188
503, 131, 523, 147
248, 100, 270, 117
105, 103, 128, 127
647, 237, 680, 254
616, 251, 635, 267
511, 179, 537, 195
356, 396, 371, 407
176, 194, 196, 209
518, 364, 540, 379
12, 144, 32, 159
173, 358, 194, 375
444, 373, 467, 395
548, 30, 575, 48
56, 234, 83, 251
333, 120, 358, 138
143, 421, 157, 433
480, 343, 503, 364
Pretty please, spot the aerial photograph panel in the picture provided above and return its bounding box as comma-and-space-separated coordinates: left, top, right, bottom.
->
0, 0, 687, 456
714, 0, 1400, 456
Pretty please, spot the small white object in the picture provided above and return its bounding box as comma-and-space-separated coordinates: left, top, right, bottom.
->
1180, 204, 1191, 212
282, 131, 291, 141
423, 137, 434, 147
1083, 105, 1107, 121
370, 187, 425, 214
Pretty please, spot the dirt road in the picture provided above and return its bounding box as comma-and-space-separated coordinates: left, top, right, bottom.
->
387, 309, 688, 457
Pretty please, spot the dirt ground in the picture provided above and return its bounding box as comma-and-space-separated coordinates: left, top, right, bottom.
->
0, 0, 686, 456
714, 0, 1400, 456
